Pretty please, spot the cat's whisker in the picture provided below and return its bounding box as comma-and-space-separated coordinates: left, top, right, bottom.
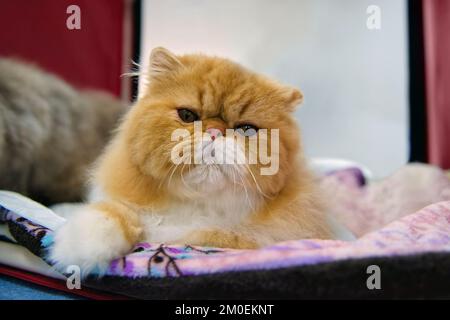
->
236, 167, 254, 212
231, 166, 237, 195
121, 60, 149, 79
180, 162, 200, 197
131, 60, 141, 68
167, 152, 192, 190
157, 163, 175, 190
166, 163, 179, 189
244, 163, 273, 200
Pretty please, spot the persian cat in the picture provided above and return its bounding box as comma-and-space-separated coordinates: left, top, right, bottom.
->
0, 58, 125, 205
51, 48, 337, 272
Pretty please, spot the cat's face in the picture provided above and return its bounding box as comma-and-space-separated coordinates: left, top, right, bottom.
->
125, 48, 303, 200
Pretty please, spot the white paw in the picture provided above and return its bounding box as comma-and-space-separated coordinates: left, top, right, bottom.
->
49, 207, 133, 276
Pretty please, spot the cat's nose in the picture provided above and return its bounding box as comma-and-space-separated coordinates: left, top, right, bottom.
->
206, 127, 224, 141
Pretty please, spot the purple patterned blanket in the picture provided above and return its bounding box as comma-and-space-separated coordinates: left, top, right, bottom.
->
2, 163, 450, 279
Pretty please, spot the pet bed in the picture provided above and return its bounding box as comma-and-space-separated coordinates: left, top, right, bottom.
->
1, 163, 450, 299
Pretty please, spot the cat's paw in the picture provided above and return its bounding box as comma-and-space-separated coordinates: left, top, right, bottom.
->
49, 207, 134, 276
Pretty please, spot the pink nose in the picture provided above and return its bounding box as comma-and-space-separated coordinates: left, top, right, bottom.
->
206, 128, 223, 141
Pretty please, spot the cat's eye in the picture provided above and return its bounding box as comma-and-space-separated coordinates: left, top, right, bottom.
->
235, 123, 259, 136
177, 108, 199, 123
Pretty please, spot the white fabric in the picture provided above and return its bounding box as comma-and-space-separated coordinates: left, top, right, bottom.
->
0, 241, 64, 280
0, 224, 14, 242
0, 191, 66, 230
0, 191, 65, 280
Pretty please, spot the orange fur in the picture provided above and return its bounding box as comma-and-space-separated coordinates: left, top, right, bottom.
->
89, 47, 334, 249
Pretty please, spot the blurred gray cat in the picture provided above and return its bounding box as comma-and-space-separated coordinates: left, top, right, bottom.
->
0, 58, 125, 205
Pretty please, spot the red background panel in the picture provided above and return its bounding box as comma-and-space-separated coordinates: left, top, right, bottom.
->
423, 0, 450, 169
0, 0, 125, 97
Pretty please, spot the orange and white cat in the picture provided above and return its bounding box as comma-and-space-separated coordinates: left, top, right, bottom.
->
50, 48, 339, 273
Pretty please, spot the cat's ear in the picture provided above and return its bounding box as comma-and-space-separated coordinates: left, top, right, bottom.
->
281, 87, 303, 112
149, 47, 183, 78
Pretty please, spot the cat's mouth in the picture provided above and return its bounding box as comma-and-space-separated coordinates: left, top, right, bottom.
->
167, 135, 250, 195
181, 137, 245, 187
198, 136, 246, 166
178, 162, 245, 196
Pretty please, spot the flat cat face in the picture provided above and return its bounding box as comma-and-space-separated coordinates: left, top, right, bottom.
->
124, 48, 303, 200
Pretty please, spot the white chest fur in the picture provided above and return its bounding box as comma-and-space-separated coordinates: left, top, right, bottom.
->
139, 186, 260, 243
